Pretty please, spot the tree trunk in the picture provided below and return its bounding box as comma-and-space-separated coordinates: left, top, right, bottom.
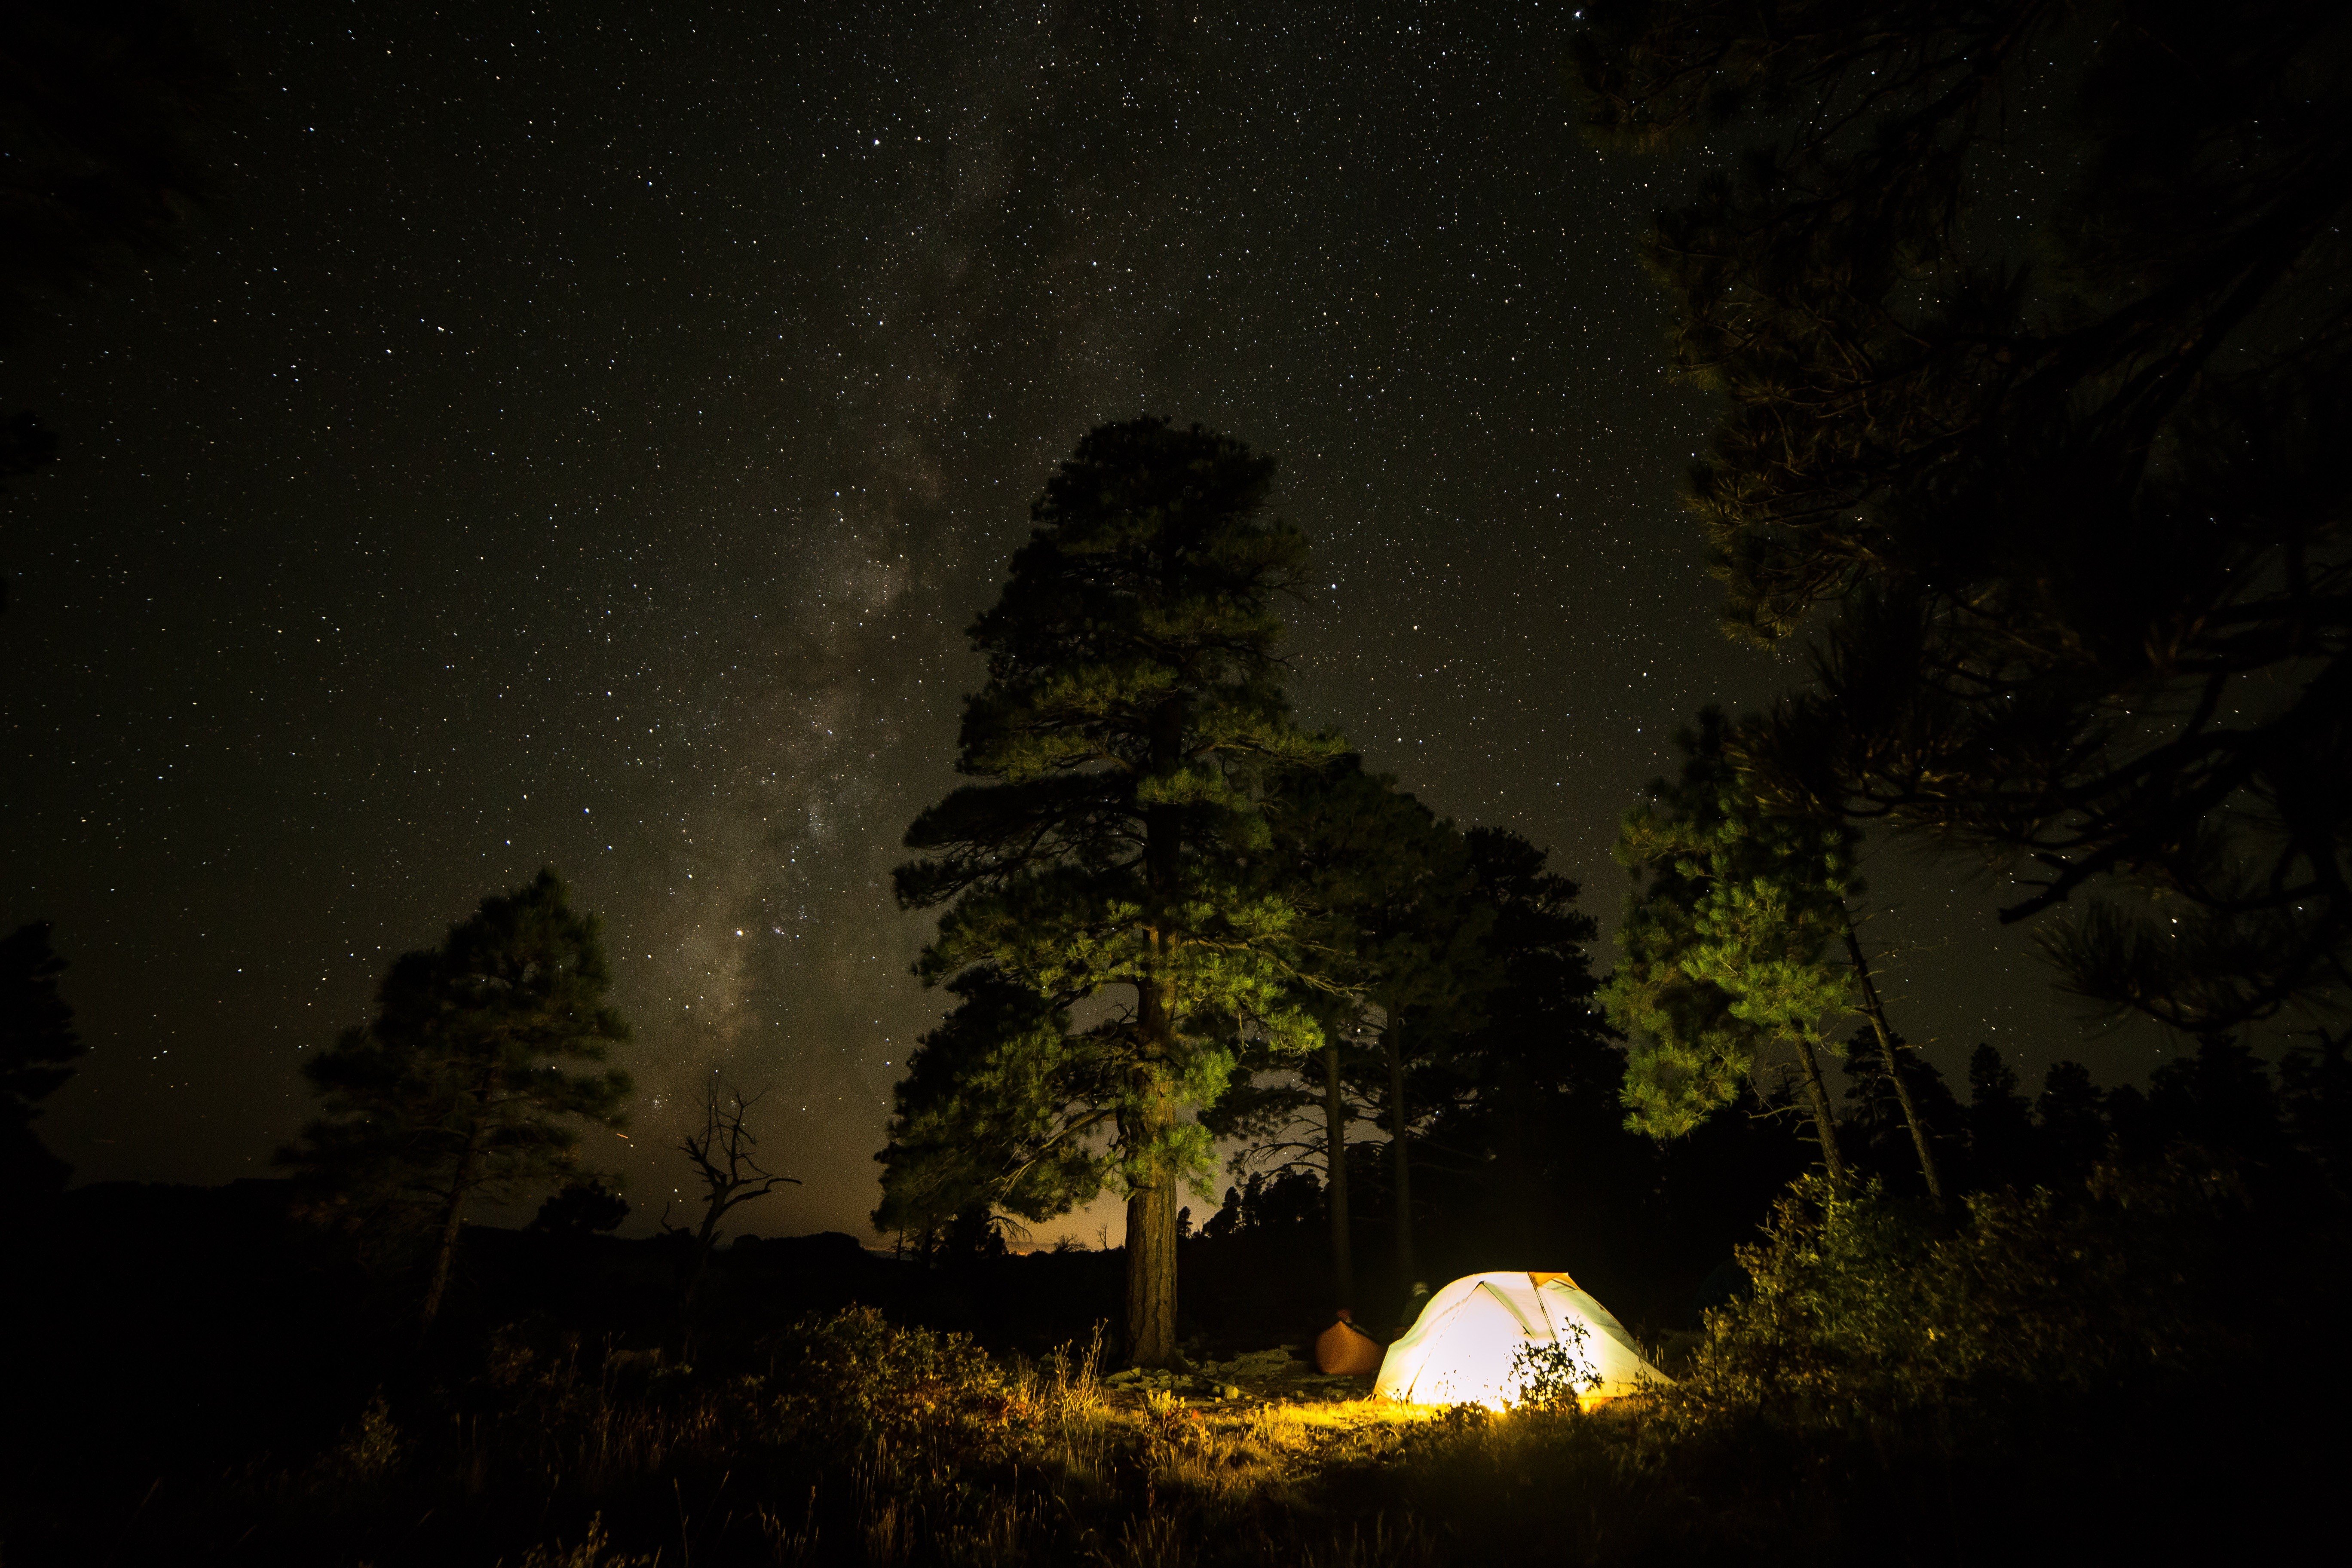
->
1123, 693, 1188, 1368
1841, 910, 1946, 1206
1122, 1065, 1181, 1366
1322, 1039, 1354, 1309
680, 1205, 724, 1357
419, 1120, 485, 1334
1791, 1033, 1849, 1191
1385, 1023, 1417, 1287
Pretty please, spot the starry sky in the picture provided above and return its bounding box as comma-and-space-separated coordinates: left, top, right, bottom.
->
2, 0, 2170, 1240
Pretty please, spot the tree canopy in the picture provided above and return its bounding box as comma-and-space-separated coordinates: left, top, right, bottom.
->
0, 921, 83, 1199
1602, 710, 1860, 1185
886, 416, 1339, 1363
1574, 0, 2352, 1030
279, 869, 633, 1329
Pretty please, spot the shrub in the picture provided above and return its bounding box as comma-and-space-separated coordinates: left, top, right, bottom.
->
1661, 1156, 2242, 1439
1506, 1325, 1596, 1411
763, 1305, 1038, 1458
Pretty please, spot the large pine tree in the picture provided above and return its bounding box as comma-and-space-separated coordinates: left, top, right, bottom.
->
890, 417, 1337, 1364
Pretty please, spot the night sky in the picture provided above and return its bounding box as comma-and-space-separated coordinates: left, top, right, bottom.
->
3, 0, 2166, 1240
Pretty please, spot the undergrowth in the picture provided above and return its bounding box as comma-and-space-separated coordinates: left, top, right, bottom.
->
12, 1155, 2346, 1566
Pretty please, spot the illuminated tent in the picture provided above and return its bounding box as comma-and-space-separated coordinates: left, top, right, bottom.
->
1373, 1271, 1668, 1406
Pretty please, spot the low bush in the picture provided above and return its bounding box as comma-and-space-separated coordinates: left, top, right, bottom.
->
1661, 1155, 2247, 1439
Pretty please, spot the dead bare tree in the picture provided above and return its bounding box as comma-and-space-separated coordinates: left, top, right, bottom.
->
663, 1077, 799, 1343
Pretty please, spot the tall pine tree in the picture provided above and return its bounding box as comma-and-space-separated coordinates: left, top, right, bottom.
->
890, 418, 1338, 1365
279, 870, 633, 1331
1604, 709, 1948, 1198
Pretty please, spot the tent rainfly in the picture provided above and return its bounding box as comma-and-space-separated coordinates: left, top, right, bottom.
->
1372, 1271, 1669, 1407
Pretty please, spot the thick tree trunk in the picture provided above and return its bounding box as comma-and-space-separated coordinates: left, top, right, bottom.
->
1123, 694, 1188, 1368
1322, 1040, 1354, 1309
1122, 1066, 1181, 1366
1385, 1024, 1417, 1287
419, 1121, 485, 1334
1791, 1034, 1849, 1191
1841, 911, 1946, 1206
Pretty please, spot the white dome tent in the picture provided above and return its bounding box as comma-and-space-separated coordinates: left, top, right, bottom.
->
1373, 1271, 1670, 1408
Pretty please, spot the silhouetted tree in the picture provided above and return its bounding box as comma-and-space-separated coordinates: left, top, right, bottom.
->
531, 1174, 629, 1236
667, 1078, 798, 1338
2280, 1030, 2352, 1184
1421, 828, 1615, 1260
279, 870, 633, 1331
0, 921, 83, 1198
1576, 0, 2352, 1030
1206, 756, 1486, 1307
886, 418, 1338, 1365
1837, 1029, 1961, 1197
2035, 1061, 2109, 1183
2147, 1036, 2286, 1163
1203, 1039, 1363, 1294
1965, 1044, 2035, 1188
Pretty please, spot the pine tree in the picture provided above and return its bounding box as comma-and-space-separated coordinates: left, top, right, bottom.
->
1429, 828, 1614, 1260
1604, 712, 1848, 1184
873, 971, 1104, 1244
889, 418, 1338, 1365
1965, 1045, 2034, 1187
1574, 0, 2352, 1029
0, 921, 83, 1199
1204, 756, 1486, 1306
2034, 1061, 2109, 1183
1603, 709, 1943, 1195
279, 870, 633, 1331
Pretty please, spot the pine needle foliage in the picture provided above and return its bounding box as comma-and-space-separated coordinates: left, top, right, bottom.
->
1601, 710, 1858, 1182
279, 869, 633, 1329
1572, 0, 2352, 1029
888, 417, 1341, 1363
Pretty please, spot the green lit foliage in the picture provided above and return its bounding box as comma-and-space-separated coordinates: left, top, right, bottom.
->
1507, 1324, 1598, 1411
1573, 0, 2352, 1030
887, 418, 1341, 1361
875, 970, 1111, 1237
1661, 1160, 2240, 1440
765, 1305, 1042, 1457
279, 869, 633, 1327
1600, 710, 1856, 1176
